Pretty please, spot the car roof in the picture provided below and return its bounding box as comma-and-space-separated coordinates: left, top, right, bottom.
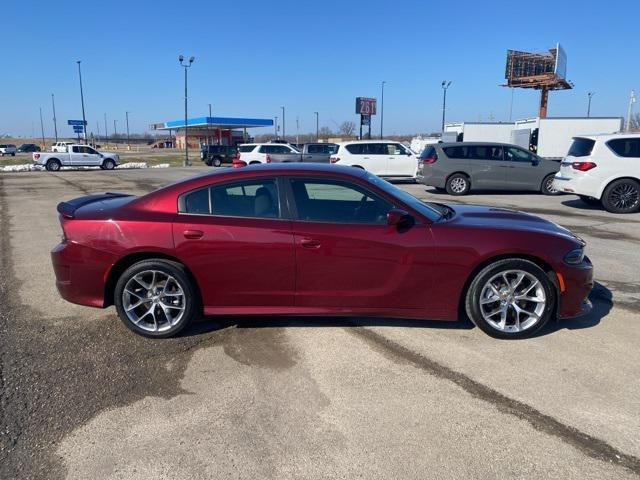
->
337, 140, 403, 145
572, 132, 639, 141
436, 141, 523, 148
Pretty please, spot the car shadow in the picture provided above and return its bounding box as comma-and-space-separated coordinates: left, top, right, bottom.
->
180, 282, 612, 339
560, 198, 603, 211
424, 187, 561, 197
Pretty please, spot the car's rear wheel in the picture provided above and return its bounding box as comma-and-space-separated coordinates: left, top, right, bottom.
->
541, 174, 559, 195
46, 159, 61, 171
102, 159, 116, 170
601, 179, 640, 214
465, 259, 555, 339
212, 156, 222, 167
114, 259, 199, 338
578, 195, 601, 206
446, 173, 470, 195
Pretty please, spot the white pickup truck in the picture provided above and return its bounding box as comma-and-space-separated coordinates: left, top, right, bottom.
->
33, 145, 120, 171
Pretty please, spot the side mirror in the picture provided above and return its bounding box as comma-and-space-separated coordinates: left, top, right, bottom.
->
387, 208, 412, 226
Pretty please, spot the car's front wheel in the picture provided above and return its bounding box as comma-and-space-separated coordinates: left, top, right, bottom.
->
601, 179, 640, 214
102, 159, 116, 170
465, 259, 556, 339
114, 259, 199, 338
212, 156, 223, 167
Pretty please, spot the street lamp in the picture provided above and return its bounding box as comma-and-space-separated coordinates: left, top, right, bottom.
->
104, 113, 108, 144
281, 106, 285, 141
441, 80, 452, 133
274, 116, 278, 138
39, 107, 45, 149
125, 111, 131, 150
314, 111, 319, 141
208, 103, 212, 117
380, 81, 386, 139
587, 92, 595, 117
51, 93, 58, 143
179, 55, 195, 166
76, 60, 87, 142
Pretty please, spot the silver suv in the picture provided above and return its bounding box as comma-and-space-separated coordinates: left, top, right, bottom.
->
416, 142, 560, 195
0, 144, 17, 157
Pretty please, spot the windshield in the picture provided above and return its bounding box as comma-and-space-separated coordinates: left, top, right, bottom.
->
366, 173, 443, 222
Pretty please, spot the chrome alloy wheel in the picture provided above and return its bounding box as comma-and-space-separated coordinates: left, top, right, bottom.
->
122, 270, 186, 332
478, 270, 546, 333
609, 183, 639, 211
544, 176, 558, 193
450, 177, 467, 193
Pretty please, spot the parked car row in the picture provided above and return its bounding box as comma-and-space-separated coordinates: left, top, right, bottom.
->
0, 144, 18, 156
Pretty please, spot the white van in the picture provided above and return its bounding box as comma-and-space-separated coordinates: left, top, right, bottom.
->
330, 140, 418, 178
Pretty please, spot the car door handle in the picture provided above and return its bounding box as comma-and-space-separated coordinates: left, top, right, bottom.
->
300, 238, 321, 249
183, 229, 204, 239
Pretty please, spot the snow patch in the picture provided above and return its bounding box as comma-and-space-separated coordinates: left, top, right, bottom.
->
1, 162, 171, 172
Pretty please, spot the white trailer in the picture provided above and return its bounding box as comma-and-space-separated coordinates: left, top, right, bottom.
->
512, 117, 624, 158
444, 122, 515, 144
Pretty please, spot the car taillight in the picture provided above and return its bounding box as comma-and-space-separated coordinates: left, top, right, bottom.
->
422, 154, 438, 164
571, 162, 597, 171
266, 154, 272, 163
330, 156, 340, 163
232, 159, 247, 168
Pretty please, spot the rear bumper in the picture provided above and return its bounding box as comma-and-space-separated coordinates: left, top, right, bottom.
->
552, 175, 599, 199
51, 241, 114, 308
416, 168, 446, 188
557, 258, 594, 318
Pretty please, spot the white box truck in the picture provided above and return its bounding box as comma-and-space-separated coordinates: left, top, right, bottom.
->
444, 122, 515, 143
511, 117, 624, 159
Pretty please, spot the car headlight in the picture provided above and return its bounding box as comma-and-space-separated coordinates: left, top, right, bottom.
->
564, 248, 585, 265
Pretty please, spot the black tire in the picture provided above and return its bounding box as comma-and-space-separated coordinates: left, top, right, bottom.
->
541, 174, 559, 195
601, 179, 640, 214
465, 258, 556, 340
212, 156, 223, 167
446, 173, 470, 195
46, 159, 61, 171
102, 159, 116, 170
114, 259, 199, 338
578, 195, 601, 207
11, 152, 15, 157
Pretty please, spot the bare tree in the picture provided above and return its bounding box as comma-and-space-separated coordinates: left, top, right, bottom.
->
630, 112, 640, 131
318, 126, 333, 140
338, 121, 356, 137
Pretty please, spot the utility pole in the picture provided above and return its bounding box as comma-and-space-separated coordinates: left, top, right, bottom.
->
76, 60, 87, 141
51, 94, 58, 142
274, 116, 278, 138
380, 81, 386, 139
125, 111, 131, 150
314, 111, 319, 141
509, 87, 515, 122
39, 107, 45, 149
114, 119, 117, 142
96, 122, 100, 145
208, 103, 212, 117
104, 113, 108, 144
296, 116, 299, 145
587, 92, 595, 117
281, 106, 285, 141
441, 80, 452, 132
179, 55, 195, 166
626, 90, 636, 132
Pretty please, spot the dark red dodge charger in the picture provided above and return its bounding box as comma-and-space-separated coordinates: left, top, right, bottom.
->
52, 164, 593, 339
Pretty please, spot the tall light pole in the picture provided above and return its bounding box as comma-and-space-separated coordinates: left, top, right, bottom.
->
96, 122, 100, 145
380, 81, 386, 139
296, 116, 299, 145
125, 111, 131, 150
104, 113, 108, 143
208, 103, 212, 117
274, 116, 278, 138
114, 119, 117, 141
179, 55, 195, 166
441, 80, 452, 133
39, 107, 45, 149
626, 90, 636, 132
587, 92, 595, 117
76, 60, 87, 142
314, 111, 319, 141
51, 94, 58, 143
281, 106, 285, 141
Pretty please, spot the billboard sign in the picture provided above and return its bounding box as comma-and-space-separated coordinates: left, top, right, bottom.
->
73, 126, 84, 133
355, 97, 377, 115
67, 119, 87, 126
554, 43, 567, 80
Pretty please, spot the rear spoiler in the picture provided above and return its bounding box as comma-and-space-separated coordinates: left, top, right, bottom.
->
56, 192, 133, 219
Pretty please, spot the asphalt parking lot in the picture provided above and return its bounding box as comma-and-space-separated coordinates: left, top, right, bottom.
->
1, 168, 639, 480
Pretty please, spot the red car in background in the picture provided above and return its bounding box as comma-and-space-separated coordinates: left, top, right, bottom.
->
52, 164, 593, 339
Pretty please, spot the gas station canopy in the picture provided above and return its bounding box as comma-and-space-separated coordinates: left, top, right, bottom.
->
154, 116, 274, 131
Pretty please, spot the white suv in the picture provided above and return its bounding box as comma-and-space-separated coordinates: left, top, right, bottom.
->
553, 133, 640, 213
238, 143, 299, 164
0, 144, 17, 156
330, 140, 418, 178
51, 142, 75, 153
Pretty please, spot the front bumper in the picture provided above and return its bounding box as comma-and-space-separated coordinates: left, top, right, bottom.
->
557, 257, 594, 318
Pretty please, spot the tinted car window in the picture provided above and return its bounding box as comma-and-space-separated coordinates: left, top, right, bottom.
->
238, 145, 256, 153
345, 144, 364, 154
607, 138, 640, 158
290, 178, 392, 224
505, 146, 534, 162
470, 145, 503, 160
184, 188, 210, 215
443, 146, 470, 159
212, 179, 279, 218
567, 138, 596, 157
366, 143, 387, 155
386, 143, 406, 155
419, 146, 436, 159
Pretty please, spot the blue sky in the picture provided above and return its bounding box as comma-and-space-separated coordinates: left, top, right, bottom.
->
2, 0, 638, 137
